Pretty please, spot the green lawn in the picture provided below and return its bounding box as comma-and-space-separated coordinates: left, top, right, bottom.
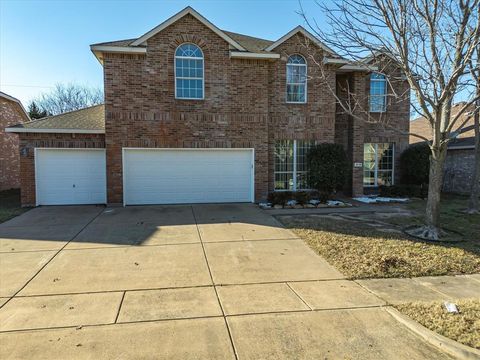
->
0, 189, 30, 224
278, 195, 480, 279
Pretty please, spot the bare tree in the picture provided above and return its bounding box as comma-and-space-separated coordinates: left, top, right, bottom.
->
467, 45, 480, 214
31, 83, 103, 116
300, 0, 480, 240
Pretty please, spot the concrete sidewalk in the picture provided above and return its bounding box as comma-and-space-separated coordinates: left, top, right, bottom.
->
358, 274, 480, 304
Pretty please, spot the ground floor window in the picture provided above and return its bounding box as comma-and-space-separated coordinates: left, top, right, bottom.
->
274, 140, 316, 190
363, 143, 394, 186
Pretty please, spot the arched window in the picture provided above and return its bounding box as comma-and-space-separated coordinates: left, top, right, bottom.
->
175, 43, 204, 99
286, 54, 307, 103
370, 73, 387, 112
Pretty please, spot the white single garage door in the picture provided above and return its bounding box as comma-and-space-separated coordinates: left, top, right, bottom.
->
35, 149, 106, 205
123, 148, 254, 205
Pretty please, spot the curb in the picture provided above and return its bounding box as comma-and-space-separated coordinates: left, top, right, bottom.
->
386, 307, 480, 360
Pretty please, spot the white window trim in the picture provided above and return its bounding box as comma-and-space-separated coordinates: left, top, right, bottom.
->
274, 140, 315, 191
369, 73, 387, 113
286, 55, 307, 104
174, 44, 205, 100
363, 143, 395, 187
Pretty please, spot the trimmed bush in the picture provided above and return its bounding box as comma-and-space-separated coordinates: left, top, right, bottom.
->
379, 184, 428, 199
307, 143, 348, 197
400, 143, 430, 185
294, 191, 310, 205
267, 191, 293, 207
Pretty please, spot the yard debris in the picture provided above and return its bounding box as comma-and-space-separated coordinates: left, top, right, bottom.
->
258, 202, 272, 209
353, 196, 409, 204
286, 200, 297, 207
444, 302, 459, 314
327, 200, 352, 207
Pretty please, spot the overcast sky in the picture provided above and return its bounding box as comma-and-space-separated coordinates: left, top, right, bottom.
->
0, 0, 327, 106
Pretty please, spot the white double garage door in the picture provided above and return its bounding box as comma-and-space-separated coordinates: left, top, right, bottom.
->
35, 148, 254, 205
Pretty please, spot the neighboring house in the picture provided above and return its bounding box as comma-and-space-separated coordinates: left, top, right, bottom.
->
6, 7, 409, 206
0, 92, 30, 191
410, 103, 477, 194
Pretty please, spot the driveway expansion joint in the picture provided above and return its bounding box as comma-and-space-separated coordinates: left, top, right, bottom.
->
190, 206, 240, 360
0, 207, 105, 309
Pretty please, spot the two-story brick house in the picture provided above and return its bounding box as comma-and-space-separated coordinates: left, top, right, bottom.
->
7, 7, 410, 206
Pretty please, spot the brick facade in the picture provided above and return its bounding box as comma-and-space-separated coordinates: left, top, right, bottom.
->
15, 12, 410, 206
443, 149, 476, 194
0, 97, 29, 190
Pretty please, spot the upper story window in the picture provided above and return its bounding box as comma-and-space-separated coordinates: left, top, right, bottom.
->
175, 43, 204, 100
370, 73, 387, 112
286, 54, 307, 103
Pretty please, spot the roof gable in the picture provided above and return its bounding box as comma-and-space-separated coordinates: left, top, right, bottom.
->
0, 91, 30, 121
130, 7, 246, 50
264, 26, 338, 56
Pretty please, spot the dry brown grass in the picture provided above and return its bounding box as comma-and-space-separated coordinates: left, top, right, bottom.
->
396, 299, 480, 350
279, 208, 480, 279
0, 189, 30, 224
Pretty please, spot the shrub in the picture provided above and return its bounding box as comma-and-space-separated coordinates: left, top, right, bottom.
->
379, 184, 428, 199
267, 191, 293, 207
400, 143, 430, 185
307, 143, 348, 198
294, 191, 310, 205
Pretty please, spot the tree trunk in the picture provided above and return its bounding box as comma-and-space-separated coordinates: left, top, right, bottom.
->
467, 107, 480, 213
425, 147, 447, 230
407, 145, 448, 241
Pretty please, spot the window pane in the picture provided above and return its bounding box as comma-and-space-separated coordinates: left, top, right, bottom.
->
275, 172, 294, 191
287, 84, 305, 102
363, 143, 394, 186
274, 140, 294, 190
286, 56, 307, 103
370, 73, 386, 112
296, 140, 315, 190
175, 44, 204, 99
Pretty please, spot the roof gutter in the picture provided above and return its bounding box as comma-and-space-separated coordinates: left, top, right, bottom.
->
5, 128, 105, 134
90, 45, 147, 65
230, 51, 280, 60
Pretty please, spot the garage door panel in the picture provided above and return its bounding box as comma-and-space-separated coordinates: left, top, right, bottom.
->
36, 149, 106, 206
124, 149, 253, 205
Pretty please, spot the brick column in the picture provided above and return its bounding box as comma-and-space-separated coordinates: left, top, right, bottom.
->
351, 72, 367, 197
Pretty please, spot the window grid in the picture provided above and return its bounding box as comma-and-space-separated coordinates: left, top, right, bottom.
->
363, 143, 394, 187
175, 44, 204, 100
370, 73, 387, 112
274, 140, 316, 191
286, 55, 307, 103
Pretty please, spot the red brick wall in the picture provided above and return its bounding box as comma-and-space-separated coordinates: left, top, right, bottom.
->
103, 17, 338, 203
0, 98, 29, 190
335, 59, 410, 195
18, 133, 105, 206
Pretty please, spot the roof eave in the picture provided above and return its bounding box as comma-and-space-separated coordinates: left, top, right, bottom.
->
130, 6, 246, 51
230, 51, 280, 60
264, 26, 339, 56
0, 92, 31, 121
5, 128, 105, 134
90, 45, 147, 65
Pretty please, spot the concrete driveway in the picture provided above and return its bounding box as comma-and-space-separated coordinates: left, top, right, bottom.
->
0, 204, 452, 359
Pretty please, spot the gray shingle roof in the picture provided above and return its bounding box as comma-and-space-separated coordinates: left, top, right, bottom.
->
93, 31, 273, 53
8, 105, 104, 132
222, 31, 273, 53
90, 39, 139, 47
